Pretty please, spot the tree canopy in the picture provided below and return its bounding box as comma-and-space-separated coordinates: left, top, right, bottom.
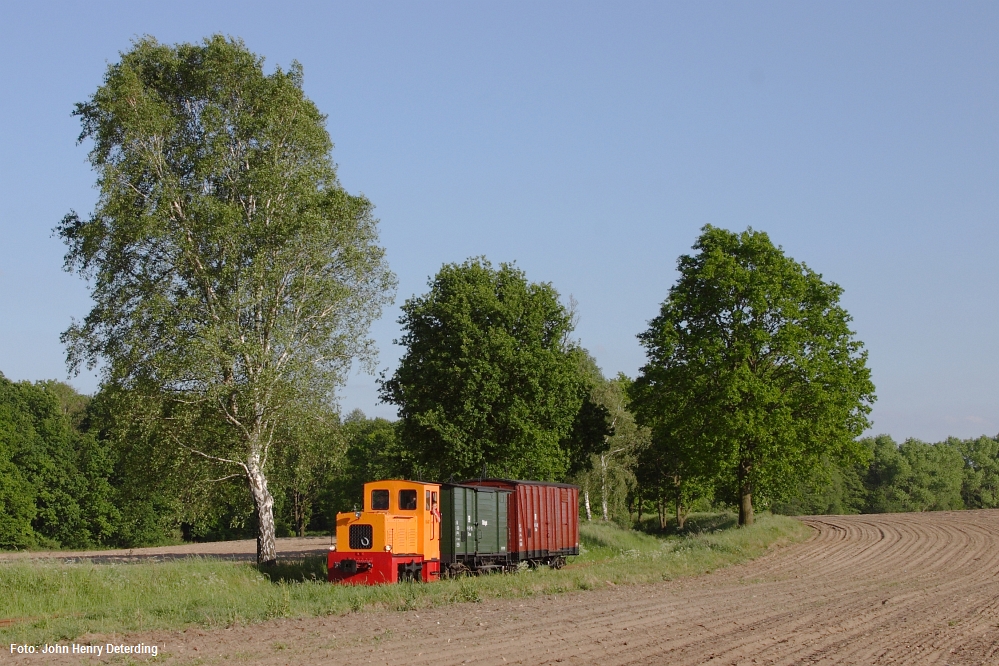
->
58, 35, 395, 562
380, 258, 587, 481
631, 226, 875, 525
0, 374, 116, 549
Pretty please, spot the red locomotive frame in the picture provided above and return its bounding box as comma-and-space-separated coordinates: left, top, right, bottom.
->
327, 551, 440, 584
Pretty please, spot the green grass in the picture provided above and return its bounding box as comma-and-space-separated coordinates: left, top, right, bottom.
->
0, 513, 810, 645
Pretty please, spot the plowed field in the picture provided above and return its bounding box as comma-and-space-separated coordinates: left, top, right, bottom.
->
11, 511, 999, 664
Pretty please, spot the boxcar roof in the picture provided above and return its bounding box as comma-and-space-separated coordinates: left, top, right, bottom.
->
441, 482, 511, 493
461, 478, 580, 490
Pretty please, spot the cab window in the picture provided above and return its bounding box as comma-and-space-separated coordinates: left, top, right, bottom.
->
371, 489, 389, 510
425, 490, 431, 510
399, 489, 418, 511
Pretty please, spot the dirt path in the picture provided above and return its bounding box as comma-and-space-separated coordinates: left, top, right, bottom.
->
9, 511, 999, 664
0, 536, 333, 563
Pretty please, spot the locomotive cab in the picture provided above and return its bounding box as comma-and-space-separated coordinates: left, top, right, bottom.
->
328, 480, 441, 584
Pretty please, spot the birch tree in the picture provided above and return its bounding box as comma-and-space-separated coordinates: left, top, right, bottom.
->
572, 372, 645, 523
58, 36, 395, 563
593, 375, 645, 522
563, 354, 614, 520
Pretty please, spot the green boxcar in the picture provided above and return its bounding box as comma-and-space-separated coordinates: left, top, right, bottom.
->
440, 483, 511, 574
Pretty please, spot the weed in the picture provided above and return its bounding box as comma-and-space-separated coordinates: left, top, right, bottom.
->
264, 584, 292, 619
396, 583, 421, 611
453, 581, 481, 603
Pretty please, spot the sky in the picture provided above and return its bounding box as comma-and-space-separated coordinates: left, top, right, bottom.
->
0, 2, 996, 442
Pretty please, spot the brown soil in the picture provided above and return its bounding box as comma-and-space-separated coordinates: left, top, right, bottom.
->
10, 511, 999, 664
0, 536, 333, 563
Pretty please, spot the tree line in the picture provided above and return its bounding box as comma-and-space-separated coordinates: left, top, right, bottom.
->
3, 35, 993, 557
773, 434, 999, 516
3, 366, 998, 551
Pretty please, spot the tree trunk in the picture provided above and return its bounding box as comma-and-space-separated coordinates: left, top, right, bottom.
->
584, 489, 592, 521
293, 490, 301, 538
636, 491, 643, 527
675, 500, 686, 530
247, 457, 277, 565
657, 498, 667, 530
600, 454, 609, 521
293, 489, 308, 538
738, 460, 754, 527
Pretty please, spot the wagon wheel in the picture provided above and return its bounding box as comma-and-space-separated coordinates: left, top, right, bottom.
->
551, 556, 566, 570
447, 563, 472, 578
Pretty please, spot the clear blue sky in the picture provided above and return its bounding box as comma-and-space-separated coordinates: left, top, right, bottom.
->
1, 2, 996, 442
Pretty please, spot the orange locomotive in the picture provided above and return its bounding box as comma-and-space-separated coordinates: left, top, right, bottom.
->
327, 479, 442, 584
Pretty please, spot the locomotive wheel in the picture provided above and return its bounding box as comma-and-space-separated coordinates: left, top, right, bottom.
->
397, 561, 423, 582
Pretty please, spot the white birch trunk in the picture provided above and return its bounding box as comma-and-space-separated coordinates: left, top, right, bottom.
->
601, 453, 609, 521
247, 453, 277, 565
584, 489, 592, 521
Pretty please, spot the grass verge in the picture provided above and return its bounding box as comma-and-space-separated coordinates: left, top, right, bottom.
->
0, 513, 810, 645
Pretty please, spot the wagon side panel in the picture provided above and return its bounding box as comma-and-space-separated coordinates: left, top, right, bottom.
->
462, 479, 579, 561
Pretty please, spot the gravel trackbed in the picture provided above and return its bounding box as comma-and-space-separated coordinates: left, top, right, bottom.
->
0, 536, 332, 563
9, 510, 999, 664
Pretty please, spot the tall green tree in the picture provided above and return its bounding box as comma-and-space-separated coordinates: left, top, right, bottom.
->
381, 258, 585, 481
633, 226, 875, 525
59, 36, 395, 563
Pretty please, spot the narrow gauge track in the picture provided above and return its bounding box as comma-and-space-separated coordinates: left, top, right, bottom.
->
10, 511, 999, 665
0, 536, 332, 564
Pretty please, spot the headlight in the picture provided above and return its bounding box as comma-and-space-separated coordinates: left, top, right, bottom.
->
384, 545, 392, 552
